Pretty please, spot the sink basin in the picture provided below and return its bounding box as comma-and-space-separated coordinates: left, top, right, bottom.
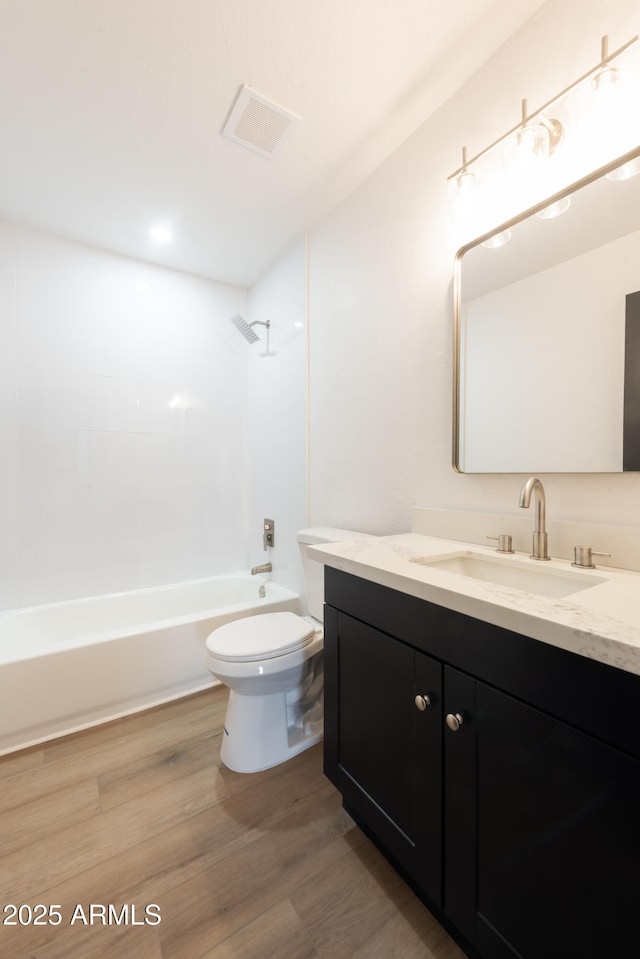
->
410, 551, 606, 599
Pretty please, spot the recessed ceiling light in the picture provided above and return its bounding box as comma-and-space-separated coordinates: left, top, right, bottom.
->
150, 225, 172, 243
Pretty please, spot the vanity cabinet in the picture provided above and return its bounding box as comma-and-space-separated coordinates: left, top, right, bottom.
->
324, 567, 640, 959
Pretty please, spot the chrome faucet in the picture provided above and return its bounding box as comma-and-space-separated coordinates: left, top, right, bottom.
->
518, 477, 550, 561
251, 562, 272, 575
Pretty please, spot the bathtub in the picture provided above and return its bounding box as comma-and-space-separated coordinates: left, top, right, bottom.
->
0, 575, 299, 755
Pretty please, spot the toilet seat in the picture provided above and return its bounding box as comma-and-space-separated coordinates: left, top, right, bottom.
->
206, 611, 316, 663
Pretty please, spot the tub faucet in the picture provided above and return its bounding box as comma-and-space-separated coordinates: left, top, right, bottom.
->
251, 562, 272, 575
518, 477, 550, 561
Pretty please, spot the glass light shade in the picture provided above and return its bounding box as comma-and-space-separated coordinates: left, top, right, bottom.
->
591, 64, 619, 94
516, 122, 550, 162
447, 168, 476, 218
456, 169, 476, 197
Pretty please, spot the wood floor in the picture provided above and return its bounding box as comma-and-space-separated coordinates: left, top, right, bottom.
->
0, 687, 466, 959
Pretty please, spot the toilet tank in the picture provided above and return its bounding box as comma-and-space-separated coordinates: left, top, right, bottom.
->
296, 527, 376, 621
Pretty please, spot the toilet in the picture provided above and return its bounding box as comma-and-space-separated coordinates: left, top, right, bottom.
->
205, 527, 374, 773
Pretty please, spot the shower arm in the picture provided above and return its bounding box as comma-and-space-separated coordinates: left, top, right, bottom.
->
229, 312, 273, 347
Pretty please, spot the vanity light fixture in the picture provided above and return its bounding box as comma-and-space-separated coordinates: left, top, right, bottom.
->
591, 35, 620, 93
453, 145, 476, 194
516, 99, 563, 163
448, 33, 638, 195
448, 145, 476, 216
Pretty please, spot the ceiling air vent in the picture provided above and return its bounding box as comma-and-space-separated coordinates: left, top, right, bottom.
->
221, 84, 300, 159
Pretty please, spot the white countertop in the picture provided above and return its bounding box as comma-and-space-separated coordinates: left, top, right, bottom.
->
309, 533, 640, 678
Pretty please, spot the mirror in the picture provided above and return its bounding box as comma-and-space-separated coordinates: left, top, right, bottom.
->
453, 145, 640, 473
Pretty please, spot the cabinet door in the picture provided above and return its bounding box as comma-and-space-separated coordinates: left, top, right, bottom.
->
474, 680, 640, 959
334, 611, 442, 905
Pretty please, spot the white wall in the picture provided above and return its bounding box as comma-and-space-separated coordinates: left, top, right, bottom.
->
247, 237, 308, 598
0, 222, 247, 609
308, 0, 640, 532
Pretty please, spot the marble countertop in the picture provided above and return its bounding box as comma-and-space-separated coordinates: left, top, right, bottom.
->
309, 533, 640, 677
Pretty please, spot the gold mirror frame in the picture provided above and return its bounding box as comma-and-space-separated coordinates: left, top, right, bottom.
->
452, 142, 640, 473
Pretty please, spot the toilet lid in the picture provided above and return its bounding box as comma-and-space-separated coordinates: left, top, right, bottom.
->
206, 612, 316, 662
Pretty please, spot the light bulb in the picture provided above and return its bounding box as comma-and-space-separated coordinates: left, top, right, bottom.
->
447, 168, 476, 219
516, 122, 550, 162
456, 169, 476, 197
591, 63, 619, 94
591, 37, 620, 99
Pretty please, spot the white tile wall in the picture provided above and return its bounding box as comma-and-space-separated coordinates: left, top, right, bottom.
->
0, 221, 248, 609
0, 227, 19, 609
0, 492, 19, 608
18, 368, 140, 432
247, 237, 309, 599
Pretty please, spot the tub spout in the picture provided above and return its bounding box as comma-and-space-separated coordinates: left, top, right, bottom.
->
251, 562, 272, 575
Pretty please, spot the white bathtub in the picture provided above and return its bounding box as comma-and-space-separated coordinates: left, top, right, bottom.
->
0, 575, 299, 755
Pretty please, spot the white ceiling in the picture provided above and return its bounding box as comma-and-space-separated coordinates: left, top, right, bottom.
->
0, 0, 547, 287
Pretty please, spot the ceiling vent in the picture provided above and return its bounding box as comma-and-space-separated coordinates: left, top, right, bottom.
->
221, 84, 300, 159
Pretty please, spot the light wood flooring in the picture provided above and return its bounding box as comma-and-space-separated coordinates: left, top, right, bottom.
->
0, 686, 466, 959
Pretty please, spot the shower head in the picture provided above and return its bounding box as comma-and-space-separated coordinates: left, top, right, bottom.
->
230, 313, 269, 344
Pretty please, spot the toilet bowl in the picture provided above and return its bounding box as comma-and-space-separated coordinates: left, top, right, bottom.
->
206, 611, 324, 772
205, 527, 374, 773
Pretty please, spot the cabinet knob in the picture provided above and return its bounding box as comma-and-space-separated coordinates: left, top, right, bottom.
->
415, 694, 431, 711
446, 712, 464, 732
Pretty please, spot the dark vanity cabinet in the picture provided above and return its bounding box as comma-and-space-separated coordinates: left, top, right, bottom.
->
324, 567, 640, 959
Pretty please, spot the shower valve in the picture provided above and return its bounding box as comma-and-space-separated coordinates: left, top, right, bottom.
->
263, 519, 275, 550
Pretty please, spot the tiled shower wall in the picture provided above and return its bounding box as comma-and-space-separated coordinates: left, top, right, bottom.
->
247, 236, 308, 599
0, 221, 248, 610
